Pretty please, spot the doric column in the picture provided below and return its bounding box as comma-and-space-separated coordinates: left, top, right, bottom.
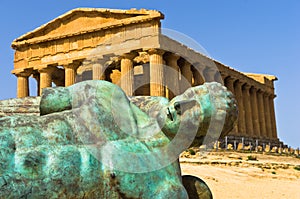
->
64, 63, 79, 87
225, 76, 238, 135
263, 92, 272, 139
234, 81, 246, 136
269, 94, 278, 139
257, 90, 267, 138
120, 53, 136, 96
250, 87, 260, 138
149, 49, 165, 96
39, 67, 54, 95
179, 59, 192, 93
224, 76, 235, 93
16, 72, 30, 98
242, 84, 254, 137
203, 66, 216, 82
164, 53, 180, 98
214, 72, 223, 84
92, 62, 106, 80
192, 63, 205, 86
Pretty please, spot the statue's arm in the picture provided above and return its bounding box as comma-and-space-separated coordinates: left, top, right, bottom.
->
39, 87, 72, 115
40, 80, 117, 115
39, 81, 171, 116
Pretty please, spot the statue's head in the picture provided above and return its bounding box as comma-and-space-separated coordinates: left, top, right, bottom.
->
159, 82, 238, 145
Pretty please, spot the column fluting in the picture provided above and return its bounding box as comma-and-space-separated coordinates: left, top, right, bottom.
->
242, 84, 254, 137
234, 81, 246, 136
16, 72, 30, 98
120, 53, 135, 96
149, 49, 165, 96
164, 53, 180, 98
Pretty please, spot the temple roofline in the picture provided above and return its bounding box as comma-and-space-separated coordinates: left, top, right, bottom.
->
12, 8, 164, 49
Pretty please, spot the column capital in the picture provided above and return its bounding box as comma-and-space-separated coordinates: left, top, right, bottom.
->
89, 57, 103, 64
121, 52, 138, 60
225, 76, 236, 83
148, 48, 165, 56
164, 53, 180, 62
38, 66, 55, 74
263, 92, 271, 97
63, 64, 73, 69
221, 73, 228, 80
257, 89, 264, 94
15, 70, 32, 77
32, 72, 40, 79
250, 86, 258, 92
191, 62, 205, 72
63, 61, 81, 70
178, 58, 191, 67
269, 93, 276, 99
193, 62, 205, 67
204, 65, 216, 72
134, 51, 149, 64
242, 84, 251, 90
235, 79, 246, 86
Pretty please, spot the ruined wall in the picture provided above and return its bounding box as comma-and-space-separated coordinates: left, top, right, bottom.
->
0, 97, 40, 118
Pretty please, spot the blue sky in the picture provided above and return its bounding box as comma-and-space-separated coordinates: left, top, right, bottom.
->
0, 1, 299, 148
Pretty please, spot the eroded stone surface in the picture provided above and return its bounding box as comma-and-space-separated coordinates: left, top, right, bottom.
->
0, 97, 40, 118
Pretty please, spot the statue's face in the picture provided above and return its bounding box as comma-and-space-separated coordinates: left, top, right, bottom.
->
161, 99, 200, 138
160, 82, 238, 144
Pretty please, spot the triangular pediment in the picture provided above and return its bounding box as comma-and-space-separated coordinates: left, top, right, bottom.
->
12, 8, 163, 47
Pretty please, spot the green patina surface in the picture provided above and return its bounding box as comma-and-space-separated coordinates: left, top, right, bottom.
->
0, 80, 237, 199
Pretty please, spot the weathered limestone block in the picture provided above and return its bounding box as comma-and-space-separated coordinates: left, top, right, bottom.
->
295, 149, 300, 156
228, 154, 242, 160
199, 145, 207, 152
265, 145, 271, 152
237, 143, 244, 150
0, 97, 40, 118
290, 148, 295, 154
227, 143, 233, 150
283, 148, 289, 153
271, 146, 278, 153
213, 141, 221, 149
257, 145, 263, 152
243, 145, 252, 151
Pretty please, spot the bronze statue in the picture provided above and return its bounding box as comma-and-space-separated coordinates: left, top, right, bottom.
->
0, 80, 237, 198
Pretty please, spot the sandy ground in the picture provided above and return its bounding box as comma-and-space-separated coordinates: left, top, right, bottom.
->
180, 151, 300, 199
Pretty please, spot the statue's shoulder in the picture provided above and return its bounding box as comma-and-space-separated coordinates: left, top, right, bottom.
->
40, 80, 125, 115
70, 80, 121, 91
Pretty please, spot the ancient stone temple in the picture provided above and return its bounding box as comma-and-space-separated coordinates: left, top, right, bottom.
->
10, 8, 281, 145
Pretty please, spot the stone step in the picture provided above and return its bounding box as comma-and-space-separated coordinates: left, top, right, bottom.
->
0, 97, 40, 118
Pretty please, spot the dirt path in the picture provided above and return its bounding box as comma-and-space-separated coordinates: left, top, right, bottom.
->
180, 151, 300, 199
